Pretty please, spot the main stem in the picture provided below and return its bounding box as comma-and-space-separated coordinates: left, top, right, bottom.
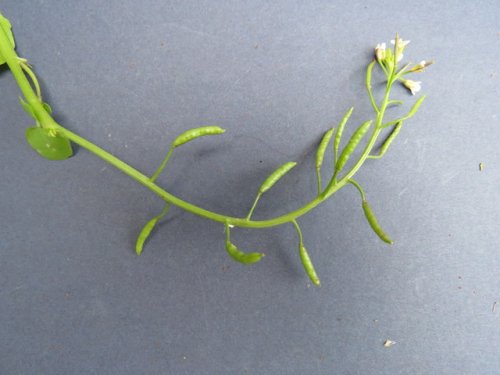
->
0, 29, 393, 229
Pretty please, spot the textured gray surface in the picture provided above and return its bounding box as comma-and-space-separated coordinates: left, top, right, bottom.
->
0, 1, 499, 374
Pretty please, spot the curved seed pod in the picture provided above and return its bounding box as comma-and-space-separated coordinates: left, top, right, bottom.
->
135, 217, 159, 255
299, 244, 320, 286
259, 161, 297, 194
334, 107, 354, 158
362, 200, 393, 244
225, 241, 264, 264
173, 126, 225, 147
335, 120, 372, 173
378, 122, 402, 157
316, 127, 335, 171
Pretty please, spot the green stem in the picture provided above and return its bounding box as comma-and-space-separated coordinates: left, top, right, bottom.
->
315, 169, 322, 196
291, 219, 303, 244
246, 193, 261, 221
150, 145, 173, 182
0, 25, 398, 231
347, 179, 365, 201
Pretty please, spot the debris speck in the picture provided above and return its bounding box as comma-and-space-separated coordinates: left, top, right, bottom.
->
383, 339, 396, 348
479, 162, 484, 171
493, 301, 497, 312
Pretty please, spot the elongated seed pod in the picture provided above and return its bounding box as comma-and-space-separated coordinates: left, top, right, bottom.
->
334, 107, 354, 158
136, 217, 159, 255
225, 241, 264, 264
378, 122, 402, 157
259, 161, 297, 194
407, 96, 426, 118
362, 200, 393, 244
335, 120, 372, 173
173, 126, 225, 147
316, 127, 335, 171
299, 244, 320, 286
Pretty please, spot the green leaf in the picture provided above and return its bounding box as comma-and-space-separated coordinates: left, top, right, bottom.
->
25, 127, 73, 160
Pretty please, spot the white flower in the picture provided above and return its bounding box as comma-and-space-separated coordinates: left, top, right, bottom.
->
401, 79, 421, 95
390, 37, 410, 62
375, 42, 386, 62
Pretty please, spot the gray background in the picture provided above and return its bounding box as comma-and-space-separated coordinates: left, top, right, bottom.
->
0, 1, 499, 374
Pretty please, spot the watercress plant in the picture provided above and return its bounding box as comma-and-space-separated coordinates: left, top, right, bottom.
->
0, 12, 432, 286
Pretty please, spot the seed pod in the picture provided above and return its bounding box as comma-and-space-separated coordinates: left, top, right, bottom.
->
225, 241, 264, 264
173, 126, 225, 147
378, 122, 402, 157
316, 127, 335, 171
334, 107, 354, 158
299, 244, 320, 286
362, 200, 393, 244
259, 161, 297, 194
135, 217, 159, 255
407, 96, 426, 118
335, 120, 372, 173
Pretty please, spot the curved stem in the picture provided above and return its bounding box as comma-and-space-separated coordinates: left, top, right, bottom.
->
291, 219, 303, 244
0, 25, 398, 231
347, 179, 365, 201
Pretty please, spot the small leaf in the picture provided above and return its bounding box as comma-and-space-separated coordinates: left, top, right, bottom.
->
25, 127, 73, 160
42, 102, 52, 114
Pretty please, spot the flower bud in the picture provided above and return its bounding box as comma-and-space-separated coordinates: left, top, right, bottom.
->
408, 60, 434, 73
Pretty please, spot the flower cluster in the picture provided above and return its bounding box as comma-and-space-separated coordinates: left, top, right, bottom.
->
374, 35, 433, 95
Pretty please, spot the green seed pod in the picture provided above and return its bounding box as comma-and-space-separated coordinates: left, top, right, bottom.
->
378, 122, 402, 157
224, 223, 264, 264
335, 120, 372, 173
259, 161, 297, 194
173, 126, 225, 147
135, 217, 159, 255
407, 96, 426, 118
334, 107, 354, 158
316, 127, 335, 171
225, 241, 264, 264
299, 244, 320, 286
362, 200, 393, 244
